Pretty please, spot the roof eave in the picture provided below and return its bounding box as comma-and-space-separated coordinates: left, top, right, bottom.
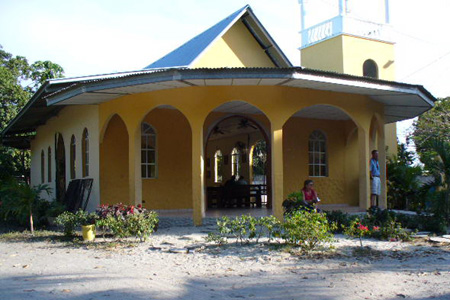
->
243, 8, 292, 67
44, 68, 435, 115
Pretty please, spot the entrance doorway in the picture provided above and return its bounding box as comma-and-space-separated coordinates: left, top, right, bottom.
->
204, 116, 271, 210
55, 133, 66, 203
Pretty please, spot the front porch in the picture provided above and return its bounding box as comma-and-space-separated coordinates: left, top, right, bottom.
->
98, 86, 388, 225
155, 204, 364, 228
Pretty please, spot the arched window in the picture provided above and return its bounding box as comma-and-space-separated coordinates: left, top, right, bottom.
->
82, 128, 89, 177
141, 122, 157, 179
214, 150, 223, 183
70, 135, 76, 179
41, 150, 45, 183
308, 130, 327, 177
363, 59, 378, 79
48, 147, 52, 182
231, 148, 241, 178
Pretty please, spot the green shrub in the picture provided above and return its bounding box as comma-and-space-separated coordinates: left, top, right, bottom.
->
125, 211, 158, 242
94, 204, 159, 241
55, 206, 159, 241
344, 216, 412, 246
45, 201, 67, 219
103, 216, 127, 239
207, 212, 334, 253
206, 215, 282, 245
343, 218, 371, 247
282, 210, 334, 252
372, 220, 412, 241
260, 215, 282, 242
76, 210, 98, 226
324, 210, 356, 233
0, 179, 51, 232
55, 211, 78, 237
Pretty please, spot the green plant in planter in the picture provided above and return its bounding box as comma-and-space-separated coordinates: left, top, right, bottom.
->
76, 210, 98, 226
282, 191, 306, 215
76, 210, 97, 241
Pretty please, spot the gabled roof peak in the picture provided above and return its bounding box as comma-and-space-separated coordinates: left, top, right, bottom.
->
144, 5, 291, 69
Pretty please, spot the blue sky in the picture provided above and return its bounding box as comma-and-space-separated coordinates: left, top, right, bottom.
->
1, 0, 449, 141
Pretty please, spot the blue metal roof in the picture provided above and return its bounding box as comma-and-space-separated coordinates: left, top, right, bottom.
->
144, 5, 249, 69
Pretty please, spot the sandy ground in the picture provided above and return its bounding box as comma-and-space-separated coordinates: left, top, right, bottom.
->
0, 226, 449, 300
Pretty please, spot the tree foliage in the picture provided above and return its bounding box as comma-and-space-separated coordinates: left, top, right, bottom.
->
387, 144, 423, 210
0, 45, 64, 180
412, 97, 450, 164
421, 138, 450, 223
252, 139, 267, 176
0, 179, 51, 234
410, 97, 450, 227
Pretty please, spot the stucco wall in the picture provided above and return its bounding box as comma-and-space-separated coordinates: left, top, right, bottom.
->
301, 34, 397, 159
283, 117, 358, 205
192, 21, 275, 68
97, 85, 383, 218
141, 108, 192, 210
30, 105, 100, 211
300, 36, 344, 73
100, 114, 130, 205
301, 35, 395, 80
341, 35, 396, 80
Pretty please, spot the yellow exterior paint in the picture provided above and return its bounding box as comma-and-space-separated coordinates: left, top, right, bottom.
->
385, 123, 397, 156
25, 10, 420, 226
100, 114, 130, 205
341, 35, 396, 79
301, 33, 398, 165
300, 35, 395, 79
30, 105, 100, 210
95, 85, 381, 221
283, 117, 358, 206
29, 78, 384, 223
300, 36, 345, 73
141, 108, 192, 210
192, 21, 276, 68
344, 125, 360, 206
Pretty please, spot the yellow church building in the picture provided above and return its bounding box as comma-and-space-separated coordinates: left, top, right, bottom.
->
1, 4, 436, 225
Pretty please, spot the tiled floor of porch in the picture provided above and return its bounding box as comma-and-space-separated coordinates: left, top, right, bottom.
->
157, 204, 363, 217
156, 204, 365, 228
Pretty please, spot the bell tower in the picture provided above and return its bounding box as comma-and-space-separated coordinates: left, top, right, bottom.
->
299, 0, 397, 154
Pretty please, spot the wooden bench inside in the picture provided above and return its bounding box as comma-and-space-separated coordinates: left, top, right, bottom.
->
207, 184, 267, 208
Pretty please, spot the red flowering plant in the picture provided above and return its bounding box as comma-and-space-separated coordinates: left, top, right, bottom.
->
344, 219, 371, 247
96, 203, 145, 219
95, 203, 158, 241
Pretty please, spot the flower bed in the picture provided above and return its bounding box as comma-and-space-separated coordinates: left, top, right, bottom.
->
55, 204, 158, 242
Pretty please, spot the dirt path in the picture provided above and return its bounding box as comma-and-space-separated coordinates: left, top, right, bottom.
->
1, 226, 449, 300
